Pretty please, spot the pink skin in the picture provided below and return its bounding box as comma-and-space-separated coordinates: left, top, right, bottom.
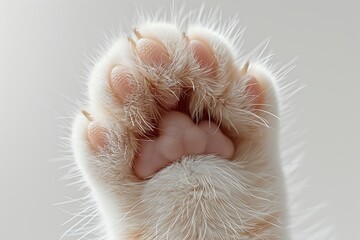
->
87, 35, 264, 179
133, 111, 235, 179
136, 38, 170, 68
110, 67, 134, 103
246, 76, 264, 109
87, 122, 107, 151
189, 39, 217, 77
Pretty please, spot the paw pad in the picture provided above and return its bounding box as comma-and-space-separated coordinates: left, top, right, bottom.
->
134, 111, 234, 179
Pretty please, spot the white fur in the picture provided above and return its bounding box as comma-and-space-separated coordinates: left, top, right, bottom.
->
66, 9, 333, 240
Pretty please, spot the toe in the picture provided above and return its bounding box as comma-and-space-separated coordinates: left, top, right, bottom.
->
110, 66, 134, 103
136, 38, 170, 68
245, 75, 265, 109
189, 38, 217, 77
87, 122, 107, 151
133, 33, 180, 109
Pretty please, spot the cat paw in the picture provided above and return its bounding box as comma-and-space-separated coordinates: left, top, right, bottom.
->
72, 22, 286, 239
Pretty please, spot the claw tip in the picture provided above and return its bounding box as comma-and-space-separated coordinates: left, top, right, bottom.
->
133, 28, 143, 39
82, 110, 93, 121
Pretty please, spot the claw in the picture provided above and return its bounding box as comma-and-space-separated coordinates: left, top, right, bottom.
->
241, 61, 250, 74
133, 28, 143, 39
127, 36, 136, 48
82, 110, 93, 121
182, 32, 190, 43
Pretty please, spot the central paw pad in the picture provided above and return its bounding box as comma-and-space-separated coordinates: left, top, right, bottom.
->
134, 111, 234, 178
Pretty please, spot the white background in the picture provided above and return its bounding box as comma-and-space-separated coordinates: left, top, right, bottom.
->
1, 1, 359, 239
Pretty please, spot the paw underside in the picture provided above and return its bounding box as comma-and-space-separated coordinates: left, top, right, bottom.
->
72, 22, 287, 239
